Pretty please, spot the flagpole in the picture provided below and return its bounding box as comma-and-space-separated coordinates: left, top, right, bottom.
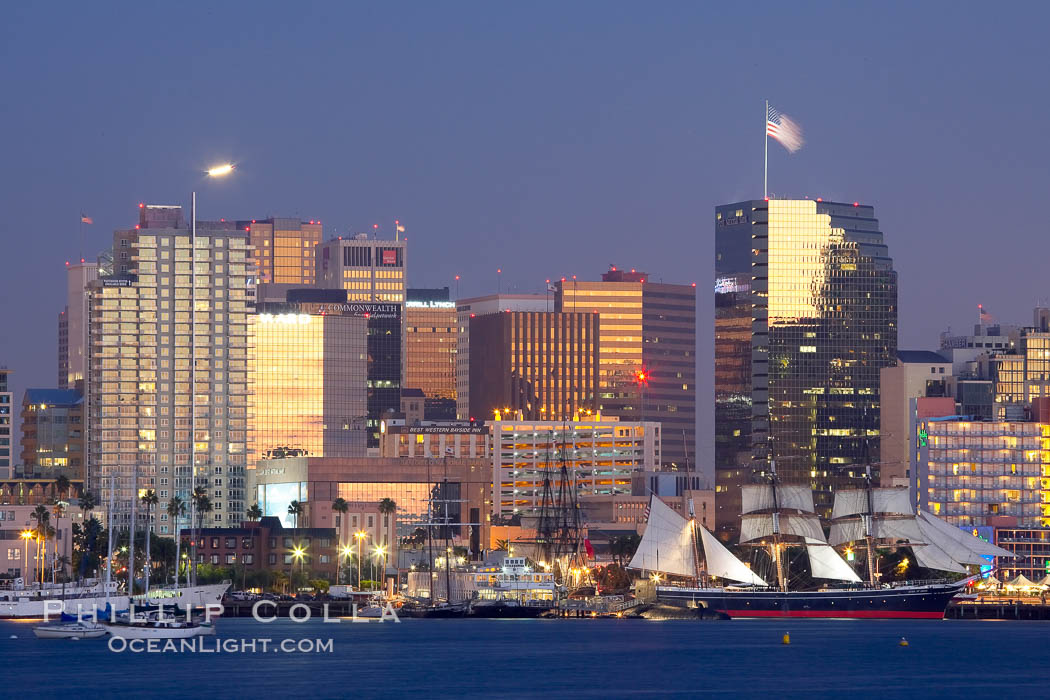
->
763, 99, 768, 199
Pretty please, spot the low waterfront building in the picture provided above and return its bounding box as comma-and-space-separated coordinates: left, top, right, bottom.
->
994, 528, 1050, 581
182, 516, 339, 581
249, 456, 491, 561
378, 421, 492, 459
0, 504, 75, 580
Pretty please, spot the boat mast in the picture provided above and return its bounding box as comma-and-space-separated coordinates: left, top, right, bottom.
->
105, 474, 114, 607
443, 477, 452, 605
769, 460, 787, 592
688, 497, 704, 586
863, 465, 877, 586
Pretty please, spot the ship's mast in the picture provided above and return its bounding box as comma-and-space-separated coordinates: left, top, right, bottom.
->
863, 465, 877, 586
769, 460, 787, 592
688, 498, 705, 586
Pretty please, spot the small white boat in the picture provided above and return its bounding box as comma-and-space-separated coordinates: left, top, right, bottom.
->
103, 611, 207, 639
33, 622, 108, 640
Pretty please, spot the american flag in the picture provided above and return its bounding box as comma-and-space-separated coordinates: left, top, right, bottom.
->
766, 104, 804, 153
643, 499, 651, 523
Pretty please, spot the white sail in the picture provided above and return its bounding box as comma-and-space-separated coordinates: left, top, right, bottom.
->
698, 526, 767, 586
627, 496, 697, 578
740, 513, 825, 544
741, 484, 815, 514
915, 510, 1014, 564
829, 516, 925, 547
912, 540, 968, 573
804, 539, 861, 582
831, 488, 913, 518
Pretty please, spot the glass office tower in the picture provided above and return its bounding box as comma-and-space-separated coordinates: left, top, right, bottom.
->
715, 199, 897, 533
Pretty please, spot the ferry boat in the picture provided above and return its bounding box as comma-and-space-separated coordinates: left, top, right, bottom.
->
470, 557, 557, 618
629, 464, 1012, 620
0, 579, 130, 619
134, 580, 231, 611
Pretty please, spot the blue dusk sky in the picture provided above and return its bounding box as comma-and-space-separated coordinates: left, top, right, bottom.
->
2, 2, 1048, 463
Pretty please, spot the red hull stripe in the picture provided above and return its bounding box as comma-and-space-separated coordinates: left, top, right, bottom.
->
722, 609, 945, 619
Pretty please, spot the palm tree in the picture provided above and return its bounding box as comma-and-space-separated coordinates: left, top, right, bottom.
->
52, 501, 67, 586
31, 505, 49, 584
79, 492, 97, 519
377, 499, 396, 583
166, 496, 186, 588
331, 498, 349, 583
140, 489, 158, 593
56, 474, 71, 501
287, 500, 304, 529
190, 487, 212, 585
246, 503, 263, 522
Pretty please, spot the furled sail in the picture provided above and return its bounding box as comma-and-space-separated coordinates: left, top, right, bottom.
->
698, 525, 767, 586
740, 513, 825, 544
804, 538, 861, 582
915, 510, 1014, 565
831, 488, 912, 519
627, 496, 697, 578
741, 484, 815, 514
828, 516, 926, 547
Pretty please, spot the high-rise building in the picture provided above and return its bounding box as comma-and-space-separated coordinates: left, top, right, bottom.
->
404, 288, 457, 419
243, 217, 322, 285
316, 235, 406, 446
58, 261, 99, 389
19, 388, 85, 480
879, 351, 954, 488
252, 294, 368, 463
316, 234, 406, 302
991, 310, 1050, 420
86, 204, 252, 533
714, 199, 897, 533
467, 310, 599, 422
488, 418, 661, 517
0, 368, 11, 479
556, 267, 696, 471
455, 294, 547, 420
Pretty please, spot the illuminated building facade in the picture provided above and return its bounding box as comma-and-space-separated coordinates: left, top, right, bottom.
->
316, 234, 406, 303
992, 312, 1050, 419
915, 417, 1045, 528
0, 369, 10, 479
468, 311, 599, 423
556, 268, 696, 471
455, 294, 547, 421
714, 199, 898, 532
244, 217, 322, 285
404, 288, 457, 419
86, 204, 252, 533
489, 418, 661, 517
19, 389, 84, 480
252, 301, 368, 464
379, 423, 492, 459
58, 261, 99, 389
250, 456, 491, 558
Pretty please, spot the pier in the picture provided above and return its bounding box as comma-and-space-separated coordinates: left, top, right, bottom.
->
947, 599, 1050, 620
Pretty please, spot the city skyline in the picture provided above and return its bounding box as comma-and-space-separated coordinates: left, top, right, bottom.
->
5, 4, 1050, 448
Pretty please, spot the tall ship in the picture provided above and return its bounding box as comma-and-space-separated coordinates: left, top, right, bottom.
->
629, 464, 1012, 619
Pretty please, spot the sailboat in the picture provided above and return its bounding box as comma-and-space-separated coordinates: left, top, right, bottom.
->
629, 464, 1013, 619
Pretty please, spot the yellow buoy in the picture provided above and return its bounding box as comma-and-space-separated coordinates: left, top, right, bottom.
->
899, 637, 909, 647
782, 632, 791, 645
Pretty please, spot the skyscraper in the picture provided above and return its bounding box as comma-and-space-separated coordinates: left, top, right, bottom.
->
316, 234, 406, 445
556, 268, 696, 471
404, 288, 457, 419
244, 217, 322, 285
87, 204, 252, 533
468, 310, 599, 422
252, 294, 368, 462
0, 368, 11, 479
58, 261, 99, 389
714, 199, 897, 533
455, 293, 547, 421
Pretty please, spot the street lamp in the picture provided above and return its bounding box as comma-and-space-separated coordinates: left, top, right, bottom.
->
373, 544, 388, 591
340, 545, 353, 585
291, 545, 306, 591
187, 162, 235, 588
354, 531, 367, 589
20, 530, 32, 582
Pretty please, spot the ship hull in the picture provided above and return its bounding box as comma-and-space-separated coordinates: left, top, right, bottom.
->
655, 583, 963, 620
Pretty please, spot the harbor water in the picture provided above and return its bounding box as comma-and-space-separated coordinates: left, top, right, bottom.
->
3, 617, 1047, 698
